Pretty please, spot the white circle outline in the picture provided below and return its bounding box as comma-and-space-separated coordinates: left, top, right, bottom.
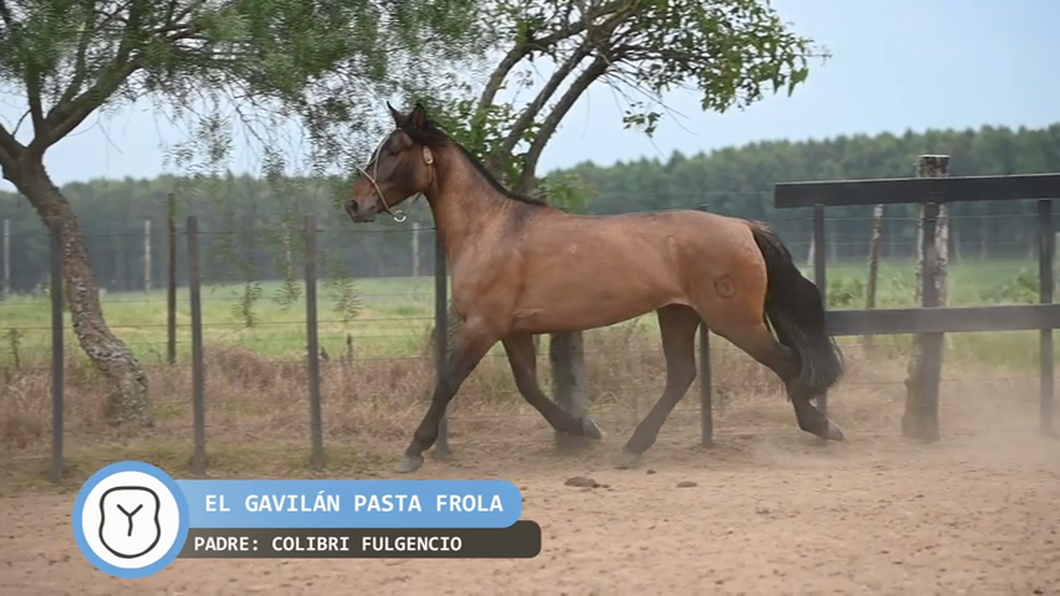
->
72, 461, 190, 579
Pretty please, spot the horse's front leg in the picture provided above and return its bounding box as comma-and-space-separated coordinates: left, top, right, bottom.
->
502, 333, 603, 439
398, 317, 498, 473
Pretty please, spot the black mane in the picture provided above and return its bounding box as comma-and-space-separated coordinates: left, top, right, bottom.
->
398, 117, 550, 208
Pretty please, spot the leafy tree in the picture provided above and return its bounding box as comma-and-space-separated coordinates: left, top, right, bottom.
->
399, 0, 828, 445
0, 0, 486, 426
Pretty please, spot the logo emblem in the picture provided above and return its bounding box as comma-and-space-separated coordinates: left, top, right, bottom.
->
72, 461, 189, 579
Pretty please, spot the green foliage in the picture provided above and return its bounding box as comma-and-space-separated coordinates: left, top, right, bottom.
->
0, 0, 490, 338
404, 0, 825, 213
827, 276, 865, 309
4, 327, 24, 370
231, 281, 265, 328
323, 274, 363, 324
410, 79, 543, 190
980, 269, 1040, 305
609, 0, 827, 135
537, 172, 593, 213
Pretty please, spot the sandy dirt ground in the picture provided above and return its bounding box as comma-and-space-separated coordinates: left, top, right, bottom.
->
2, 421, 1059, 596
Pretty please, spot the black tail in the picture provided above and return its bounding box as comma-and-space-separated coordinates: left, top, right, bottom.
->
749, 221, 844, 401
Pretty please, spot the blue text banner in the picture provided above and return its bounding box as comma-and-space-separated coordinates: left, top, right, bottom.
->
176, 479, 523, 528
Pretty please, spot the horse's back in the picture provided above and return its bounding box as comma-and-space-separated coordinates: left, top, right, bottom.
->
526, 208, 758, 266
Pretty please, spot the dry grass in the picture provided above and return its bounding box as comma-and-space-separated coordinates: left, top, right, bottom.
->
2, 313, 1050, 494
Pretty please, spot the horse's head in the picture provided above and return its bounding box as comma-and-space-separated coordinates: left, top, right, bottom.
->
347, 102, 438, 223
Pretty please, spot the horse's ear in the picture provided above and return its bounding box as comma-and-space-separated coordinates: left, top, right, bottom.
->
409, 103, 428, 129
386, 102, 403, 127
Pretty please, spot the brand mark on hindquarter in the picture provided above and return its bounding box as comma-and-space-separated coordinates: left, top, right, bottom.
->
713, 274, 736, 298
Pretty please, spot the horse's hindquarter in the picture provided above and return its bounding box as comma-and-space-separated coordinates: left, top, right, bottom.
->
508, 210, 762, 334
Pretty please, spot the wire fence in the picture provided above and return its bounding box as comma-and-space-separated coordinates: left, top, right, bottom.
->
1, 204, 1056, 481
0, 189, 1052, 297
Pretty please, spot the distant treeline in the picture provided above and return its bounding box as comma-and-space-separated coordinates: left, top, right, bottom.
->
1, 123, 1057, 294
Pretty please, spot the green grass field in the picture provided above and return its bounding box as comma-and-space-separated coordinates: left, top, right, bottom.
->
0, 257, 1052, 371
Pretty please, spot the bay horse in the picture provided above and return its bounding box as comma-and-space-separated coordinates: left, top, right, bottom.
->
347, 103, 845, 473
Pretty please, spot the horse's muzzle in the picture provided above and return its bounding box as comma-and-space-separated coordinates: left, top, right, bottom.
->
345, 199, 378, 223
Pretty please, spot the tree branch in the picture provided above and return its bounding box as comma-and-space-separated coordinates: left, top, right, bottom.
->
33, 59, 139, 153
518, 55, 609, 192
497, 43, 591, 156
473, 43, 532, 122
57, 0, 103, 108
474, 0, 630, 120
25, 69, 47, 139
0, 122, 23, 166
497, 2, 635, 157
33, 0, 151, 154
533, 0, 629, 49
0, 0, 13, 27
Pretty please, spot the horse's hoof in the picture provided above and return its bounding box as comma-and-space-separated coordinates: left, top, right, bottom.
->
581, 417, 603, 440
615, 449, 641, 469
397, 454, 424, 473
823, 420, 845, 441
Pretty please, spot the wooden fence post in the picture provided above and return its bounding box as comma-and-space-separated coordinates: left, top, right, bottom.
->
143, 219, 152, 293
304, 214, 325, 469
166, 193, 177, 365
187, 216, 207, 474
551, 332, 591, 451
902, 154, 949, 442
434, 230, 450, 459
411, 222, 421, 301
698, 322, 713, 447
1038, 199, 1055, 435
693, 203, 714, 446
3, 218, 10, 300
813, 204, 828, 419
865, 203, 885, 347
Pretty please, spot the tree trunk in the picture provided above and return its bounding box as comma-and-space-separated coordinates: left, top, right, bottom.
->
549, 330, 591, 451
8, 159, 152, 427
902, 154, 949, 442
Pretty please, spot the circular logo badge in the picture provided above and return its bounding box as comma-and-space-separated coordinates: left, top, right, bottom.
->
72, 461, 189, 579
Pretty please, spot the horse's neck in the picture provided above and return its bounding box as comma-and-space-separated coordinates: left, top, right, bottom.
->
425, 151, 513, 261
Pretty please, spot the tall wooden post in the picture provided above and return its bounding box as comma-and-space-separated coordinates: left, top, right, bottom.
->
143, 219, 152, 293
166, 193, 177, 365
902, 154, 950, 442
411, 222, 421, 300
2, 219, 9, 299
1038, 200, 1055, 435
865, 203, 885, 347
551, 332, 591, 451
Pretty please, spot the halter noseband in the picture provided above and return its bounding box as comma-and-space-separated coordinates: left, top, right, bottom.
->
353, 129, 435, 223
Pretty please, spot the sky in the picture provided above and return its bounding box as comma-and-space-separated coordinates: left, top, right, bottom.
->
0, 0, 1057, 192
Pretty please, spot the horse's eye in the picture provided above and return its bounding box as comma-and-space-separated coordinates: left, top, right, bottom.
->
386, 148, 400, 157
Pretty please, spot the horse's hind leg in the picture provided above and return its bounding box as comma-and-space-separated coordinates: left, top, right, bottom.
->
617, 304, 700, 468
502, 333, 603, 439
398, 317, 498, 474
712, 319, 844, 441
